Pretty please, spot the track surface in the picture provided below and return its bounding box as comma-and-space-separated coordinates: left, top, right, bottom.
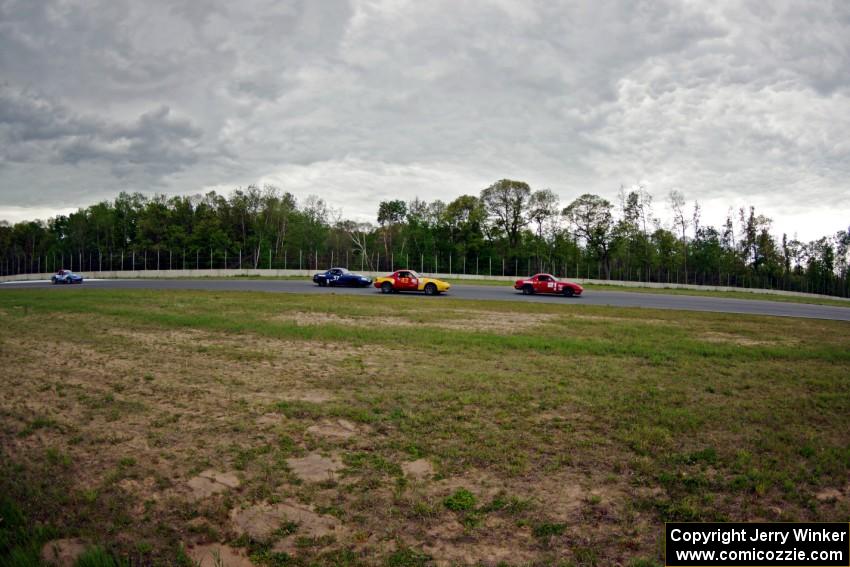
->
3, 278, 849, 321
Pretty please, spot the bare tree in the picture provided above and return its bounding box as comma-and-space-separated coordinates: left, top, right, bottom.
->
669, 189, 688, 274
341, 220, 374, 270
692, 200, 702, 240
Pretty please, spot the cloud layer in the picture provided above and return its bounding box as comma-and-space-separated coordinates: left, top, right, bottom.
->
1, 0, 848, 239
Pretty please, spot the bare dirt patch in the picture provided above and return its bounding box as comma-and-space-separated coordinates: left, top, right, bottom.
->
701, 331, 788, 346
816, 488, 843, 502
187, 470, 241, 501
569, 314, 670, 325
422, 518, 537, 566
306, 418, 363, 440
434, 310, 559, 333
256, 413, 282, 426
230, 500, 346, 553
402, 458, 435, 480
269, 309, 560, 334
286, 453, 345, 482
40, 538, 88, 567
279, 390, 334, 403
187, 543, 255, 567
270, 311, 415, 329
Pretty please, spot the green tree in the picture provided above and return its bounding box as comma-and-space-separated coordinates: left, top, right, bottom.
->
563, 194, 614, 279
480, 179, 531, 250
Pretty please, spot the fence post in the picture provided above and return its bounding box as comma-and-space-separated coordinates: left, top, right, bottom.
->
299, 250, 302, 270
269, 248, 272, 270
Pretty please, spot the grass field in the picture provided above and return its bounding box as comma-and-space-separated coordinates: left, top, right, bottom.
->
1, 289, 849, 566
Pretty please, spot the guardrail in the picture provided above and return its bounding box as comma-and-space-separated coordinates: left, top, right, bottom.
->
3, 269, 849, 302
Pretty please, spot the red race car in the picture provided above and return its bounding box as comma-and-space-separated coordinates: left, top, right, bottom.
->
514, 273, 583, 297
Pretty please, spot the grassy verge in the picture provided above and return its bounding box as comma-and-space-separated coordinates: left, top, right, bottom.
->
1, 289, 848, 566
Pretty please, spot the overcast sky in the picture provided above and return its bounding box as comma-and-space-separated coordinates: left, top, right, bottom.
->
1, 0, 848, 240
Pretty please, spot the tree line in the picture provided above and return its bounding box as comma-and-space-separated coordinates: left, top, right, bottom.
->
1, 180, 848, 296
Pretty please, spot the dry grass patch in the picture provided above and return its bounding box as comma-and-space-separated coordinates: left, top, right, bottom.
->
700, 331, 795, 347
267, 308, 560, 334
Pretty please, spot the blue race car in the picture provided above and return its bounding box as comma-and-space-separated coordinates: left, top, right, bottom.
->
51, 269, 84, 284
312, 267, 372, 287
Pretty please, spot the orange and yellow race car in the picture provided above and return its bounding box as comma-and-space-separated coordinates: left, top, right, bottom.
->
373, 270, 451, 295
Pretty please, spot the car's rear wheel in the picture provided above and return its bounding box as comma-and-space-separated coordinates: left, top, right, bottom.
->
562, 287, 574, 297
381, 282, 393, 294
522, 284, 534, 295
424, 282, 438, 296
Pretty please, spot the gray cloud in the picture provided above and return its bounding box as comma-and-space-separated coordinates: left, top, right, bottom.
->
0, 84, 203, 180
0, 0, 848, 238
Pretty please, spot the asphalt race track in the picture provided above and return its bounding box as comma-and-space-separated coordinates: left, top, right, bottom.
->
3, 278, 850, 321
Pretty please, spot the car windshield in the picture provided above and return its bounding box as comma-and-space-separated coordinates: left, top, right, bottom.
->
407, 270, 420, 278
329, 268, 348, 274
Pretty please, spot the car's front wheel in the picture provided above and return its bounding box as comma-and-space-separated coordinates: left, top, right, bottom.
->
381, 282, 393, 294
522, 284, 534, 295
562, 287, 574, 297
424, 283, 438, 296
